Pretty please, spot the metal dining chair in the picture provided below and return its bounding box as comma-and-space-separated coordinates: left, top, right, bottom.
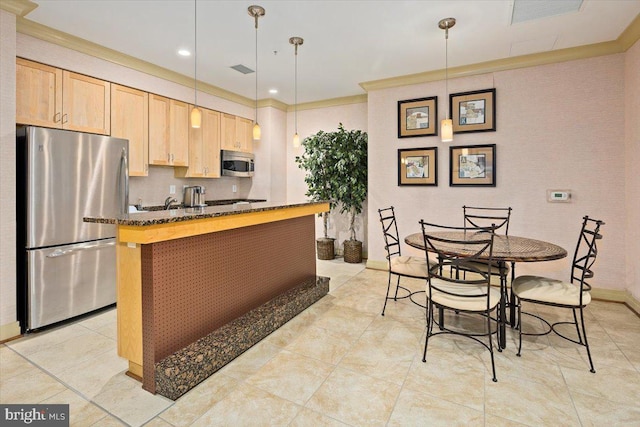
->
461, 206, 512, 285
512, 216, 604, 373
377, 207, 430, 315
420, 220, 501, 382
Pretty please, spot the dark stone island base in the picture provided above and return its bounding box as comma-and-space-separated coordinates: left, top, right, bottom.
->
154, 276, 329, 400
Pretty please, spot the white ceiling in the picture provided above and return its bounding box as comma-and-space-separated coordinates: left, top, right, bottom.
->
24, 0, 640, 105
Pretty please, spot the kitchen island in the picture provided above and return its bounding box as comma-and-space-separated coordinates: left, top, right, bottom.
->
84, 201, 330, 399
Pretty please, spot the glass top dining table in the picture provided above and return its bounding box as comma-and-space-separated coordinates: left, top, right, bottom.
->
404, 231, 568, 348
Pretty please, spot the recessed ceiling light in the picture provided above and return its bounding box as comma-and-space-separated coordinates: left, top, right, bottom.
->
269, 89, 278, 94
178, 49, 191, 57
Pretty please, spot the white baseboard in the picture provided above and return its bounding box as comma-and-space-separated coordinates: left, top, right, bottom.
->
0, 321, 21, 342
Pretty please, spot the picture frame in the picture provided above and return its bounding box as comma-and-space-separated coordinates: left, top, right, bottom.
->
397, 96, 438, 138
449, 88, 496, 134
398, 147, 438, 186
449, 144, 496, 187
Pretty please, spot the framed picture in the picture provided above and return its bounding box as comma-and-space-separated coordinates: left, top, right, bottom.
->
397, 96, 438, 138
398, 147, 438, 186
449, 88, 496, 134
449, 144, 496, 187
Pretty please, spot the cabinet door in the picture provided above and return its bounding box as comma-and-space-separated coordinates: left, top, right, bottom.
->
111, 85, 148, 176
179, 108, 220, 178
148, 94, 171, 165
62, 71, 110, 134
202, 109, 221, 177
169, 100, 189, 167
236, 117, 253, 153
16, 58, 63, 128
220, 113, 237, 151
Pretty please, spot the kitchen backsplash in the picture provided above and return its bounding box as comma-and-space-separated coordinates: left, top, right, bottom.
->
129, 166, 254, 208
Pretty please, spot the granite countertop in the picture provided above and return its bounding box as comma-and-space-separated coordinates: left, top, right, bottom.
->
84, 200, 328, 226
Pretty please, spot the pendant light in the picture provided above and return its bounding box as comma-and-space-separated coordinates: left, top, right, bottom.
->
289, 36, 303, 148
248, 5, 265, 141
439, 17, 456, 142
190, 0, 201, 128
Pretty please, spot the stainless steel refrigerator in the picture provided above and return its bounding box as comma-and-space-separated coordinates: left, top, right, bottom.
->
16, 126, 129, 332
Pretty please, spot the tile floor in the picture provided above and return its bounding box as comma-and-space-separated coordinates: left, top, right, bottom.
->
2, 259, 640, 426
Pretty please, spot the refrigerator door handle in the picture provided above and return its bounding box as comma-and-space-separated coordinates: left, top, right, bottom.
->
119, 147, 129, 215
46, 240, 116, 258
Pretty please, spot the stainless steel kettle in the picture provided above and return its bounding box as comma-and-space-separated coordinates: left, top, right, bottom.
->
183, 186, 206, 207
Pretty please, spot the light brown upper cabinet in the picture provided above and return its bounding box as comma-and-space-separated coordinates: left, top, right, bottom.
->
149, 94, 189, 167
111, 84, 149, 176
16, 58, 111, 135
220, 113, 253, 153
176, 107, 221, 179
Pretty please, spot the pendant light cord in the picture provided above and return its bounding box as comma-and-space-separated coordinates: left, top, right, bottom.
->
294, 45, 298, 133
194, 0, 197, 107
255, 19, 258, 121
445, 27, 448, 120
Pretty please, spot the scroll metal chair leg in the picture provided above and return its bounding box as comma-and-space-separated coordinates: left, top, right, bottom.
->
488, 310, 497, 382
422, 301, 434, 363
393, 275, 401, 300
578, 307, 596, 373
381, 272, 393, 316
516, 297, 523, 357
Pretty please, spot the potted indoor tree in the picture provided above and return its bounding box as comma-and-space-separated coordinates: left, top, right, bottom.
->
333, 124, 368, 263
295, 130, 338, 260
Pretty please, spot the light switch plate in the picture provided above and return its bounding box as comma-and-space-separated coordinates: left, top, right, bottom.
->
547, 189, 571, 202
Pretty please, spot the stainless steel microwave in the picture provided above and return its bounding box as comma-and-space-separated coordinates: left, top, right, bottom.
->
221, 150, 254, 177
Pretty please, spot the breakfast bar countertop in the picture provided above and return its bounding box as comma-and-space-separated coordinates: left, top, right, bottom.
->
83, 200, 326, 227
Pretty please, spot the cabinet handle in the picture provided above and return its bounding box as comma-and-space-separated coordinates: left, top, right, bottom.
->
54, 112, 61, 123
167, 153, 171, 163
62, 113, 68, 124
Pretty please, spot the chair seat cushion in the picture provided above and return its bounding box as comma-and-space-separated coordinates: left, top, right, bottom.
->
390, 256, 429, 278
428, 279, 501, 312
512, 275, 591, 306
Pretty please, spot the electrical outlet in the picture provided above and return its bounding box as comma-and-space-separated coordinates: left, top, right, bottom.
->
232, 185, 237, 193
169, 185, 176, 194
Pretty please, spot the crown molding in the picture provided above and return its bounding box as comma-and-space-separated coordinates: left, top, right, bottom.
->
0, 0, 37, 17
361, 40, 626, 92
288, 94, 368, 112
12, 6, 638, 109
361, 14, 640, 93
618, 12, 640, 51
16, 17, 256, 108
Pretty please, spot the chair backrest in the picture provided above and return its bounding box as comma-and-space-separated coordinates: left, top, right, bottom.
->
571, 216, 605, 296
419, 220, 496, 308
378, 206, 402, 260
463, 205, 512, 235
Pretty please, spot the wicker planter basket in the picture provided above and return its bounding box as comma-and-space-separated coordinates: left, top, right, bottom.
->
316, 238, 335, 260
343, 240, 363, 263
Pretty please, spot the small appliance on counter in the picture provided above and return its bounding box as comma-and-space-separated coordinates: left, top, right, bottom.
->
221, 150, 254, 177
183, 185, 206, 207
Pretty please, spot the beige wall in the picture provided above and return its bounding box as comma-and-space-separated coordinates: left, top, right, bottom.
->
367, 54, 627, 291
0, 10, 18, 333
625, 39, 640, 300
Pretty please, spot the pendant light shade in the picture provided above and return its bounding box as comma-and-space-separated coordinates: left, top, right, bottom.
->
289, 36, 304, 148
439, 17, 456, 142
191, 107, 201, 128
248, 5, 265, 141
441, 118, 453, 142
191, 0, 200, 128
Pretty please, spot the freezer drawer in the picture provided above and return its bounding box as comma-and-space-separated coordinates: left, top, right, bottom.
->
27, 238, 116, 330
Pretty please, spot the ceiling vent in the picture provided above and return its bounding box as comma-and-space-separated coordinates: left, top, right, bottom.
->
511, 0, 583, 24
230, 64, 254, 74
